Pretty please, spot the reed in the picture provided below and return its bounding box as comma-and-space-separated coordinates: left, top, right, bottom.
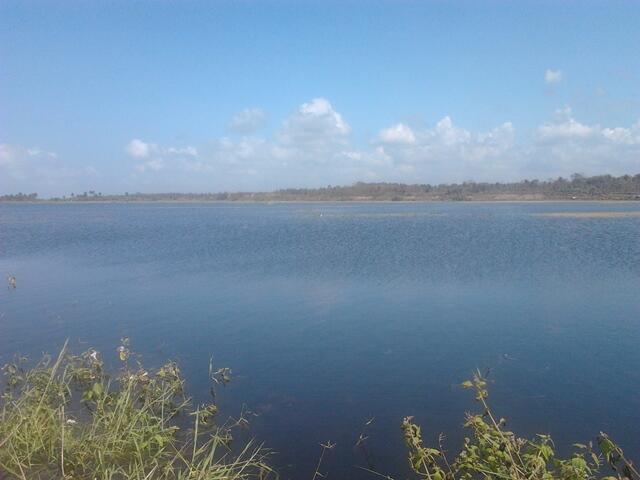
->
0, 340, 273, 480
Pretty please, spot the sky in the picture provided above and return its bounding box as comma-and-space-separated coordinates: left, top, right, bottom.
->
1, 0, 639, 197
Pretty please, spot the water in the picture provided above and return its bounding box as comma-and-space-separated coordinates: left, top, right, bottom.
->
1, 202, 639, 478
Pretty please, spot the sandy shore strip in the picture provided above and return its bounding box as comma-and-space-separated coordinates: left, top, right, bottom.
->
533, 211, 640, 218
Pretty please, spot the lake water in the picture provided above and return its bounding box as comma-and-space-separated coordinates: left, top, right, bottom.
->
1, 202, 639, 478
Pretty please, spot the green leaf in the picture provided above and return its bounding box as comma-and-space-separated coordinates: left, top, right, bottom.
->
91, 382, 104, 397
599, 437, 614, 456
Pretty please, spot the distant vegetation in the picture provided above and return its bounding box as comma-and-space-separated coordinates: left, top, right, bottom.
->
0, 193, 38, 202
3, 174, 640, 202
1, 341, 637, 479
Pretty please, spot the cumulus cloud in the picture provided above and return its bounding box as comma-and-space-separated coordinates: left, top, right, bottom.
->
371, 117, 517, 182
125, 98, 367, 189
379, 123, 416, 144
228, 108, 267, 134
602, 123, 640, 144
545, 69, 563, 84
537, 118, 595, 141
278, 98, 350, 147
536, 114, 640, 145
126, 139, 151, 158
123, 98, 640, 191
125, 139, 198, 173
126, 139, 198, 160
6, 97, 639, 197
527, 113, 640, 178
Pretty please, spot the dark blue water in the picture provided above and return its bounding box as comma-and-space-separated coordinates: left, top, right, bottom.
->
1, 202, 639, 478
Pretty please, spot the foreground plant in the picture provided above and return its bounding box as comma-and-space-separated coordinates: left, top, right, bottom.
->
401, 370, 637, 480
2, 343, 637, 480
0, 340, 273, 480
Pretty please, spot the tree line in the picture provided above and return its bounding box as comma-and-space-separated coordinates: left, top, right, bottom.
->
3, 173, 640, 202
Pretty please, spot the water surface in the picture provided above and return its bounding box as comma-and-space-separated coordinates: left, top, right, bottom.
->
1, 202, 639, 478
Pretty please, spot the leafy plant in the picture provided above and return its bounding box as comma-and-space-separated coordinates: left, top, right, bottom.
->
401, 370, 637, 480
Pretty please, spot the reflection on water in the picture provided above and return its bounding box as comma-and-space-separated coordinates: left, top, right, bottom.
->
0, 202, 639, 479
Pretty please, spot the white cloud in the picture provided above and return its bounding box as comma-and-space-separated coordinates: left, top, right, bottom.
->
126, 98, 362, 189
379, 123, 416, 144
0, 144, 59, 169
537, 115, 640, 146
10, 106, 636, 197
125, 103, 518, 187
300, 98, 336, 116
0, 144, 98, 195
125, 139, 198, 174
537, 118, 595, 141
279, 98, 350, 147
26, 148, 58, 159
126, 139, 151, 158
527, 116, 640, 178
372, 117, 517, 182
126, 138, 198, 160
0, 144, 59, 168
433, 116, 472, 146
545, 69, 563, 84
123, 99, 640, 191
228, 108, 267, 134
600, 121, 640, 145
166, 146, 198, 156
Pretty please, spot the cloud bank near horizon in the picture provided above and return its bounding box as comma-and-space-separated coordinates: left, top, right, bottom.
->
2, 97, 640, 196
120, 97, 640, 194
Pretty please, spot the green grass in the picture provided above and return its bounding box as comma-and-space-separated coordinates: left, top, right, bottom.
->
0, 340, 273, 479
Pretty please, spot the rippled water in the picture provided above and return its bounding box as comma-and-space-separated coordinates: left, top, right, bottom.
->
1, 202, 639, 478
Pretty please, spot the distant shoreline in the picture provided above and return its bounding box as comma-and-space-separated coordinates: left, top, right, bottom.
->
3, 175, 640, 204
3, 198, 640, 205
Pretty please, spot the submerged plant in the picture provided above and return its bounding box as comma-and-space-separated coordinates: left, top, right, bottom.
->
0, 340, 274, 480
401, 369, 637, 480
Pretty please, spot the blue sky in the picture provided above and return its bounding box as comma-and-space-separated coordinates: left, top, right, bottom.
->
1, 0, 639, 196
